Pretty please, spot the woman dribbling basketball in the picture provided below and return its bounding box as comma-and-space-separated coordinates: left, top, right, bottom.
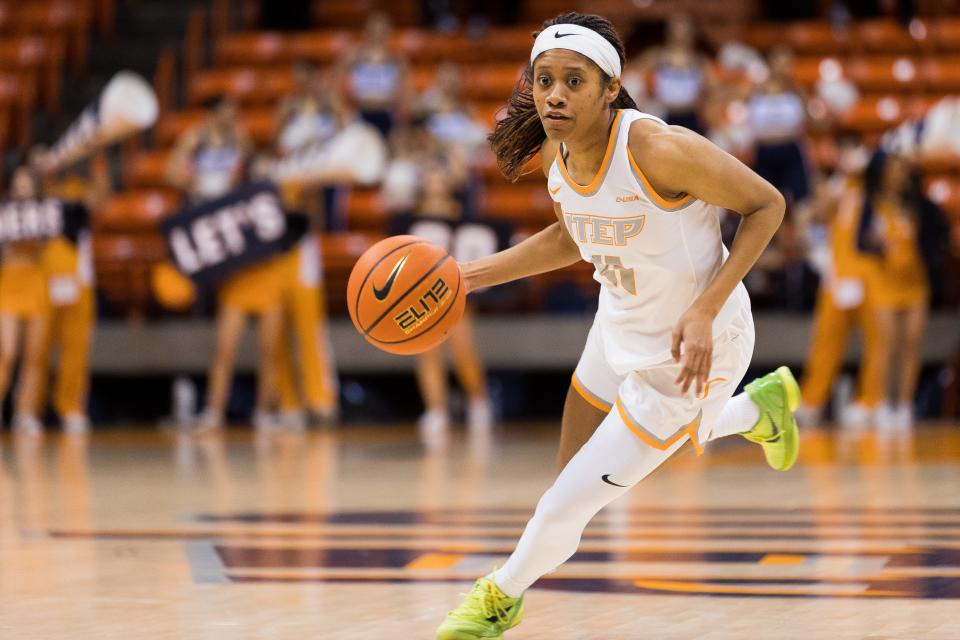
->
435, 13, 798, 639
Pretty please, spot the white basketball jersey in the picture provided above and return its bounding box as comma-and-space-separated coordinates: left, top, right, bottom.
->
548, 109, 751, 375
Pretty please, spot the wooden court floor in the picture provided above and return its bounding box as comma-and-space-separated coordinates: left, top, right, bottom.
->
1, 421, 959, 639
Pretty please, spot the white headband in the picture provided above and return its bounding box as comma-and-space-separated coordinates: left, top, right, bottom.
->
530, 24, 621, 78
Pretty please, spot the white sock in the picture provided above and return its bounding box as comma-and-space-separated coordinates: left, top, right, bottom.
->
492, 409, 680, 597
709, 392, 761, 441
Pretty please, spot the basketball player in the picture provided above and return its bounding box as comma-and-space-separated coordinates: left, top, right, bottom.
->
436, 13, 798, 639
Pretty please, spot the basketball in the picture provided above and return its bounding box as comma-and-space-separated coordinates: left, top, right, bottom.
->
347, 235, 465, 355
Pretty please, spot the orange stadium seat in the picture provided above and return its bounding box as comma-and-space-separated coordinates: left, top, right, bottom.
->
125, 149, 172, 189
0, 106, 8, 152
791, 56, 831, 87
0, 36, 64, 114
187, 67, 295, 106
856, 18, 925, 54
787, 21, 855, 55
95, 189, 181, 233
839, 94, 934, 132
747, 21, 855, 54
410, 63, 523, 100
920, 154, 960, 179
155, 108, 277, 148
482, 184, 555, 226
0, 71, 38, 147
12, 0, 90, 72
93, 232, 169, 317
930, 18, 960, 52
745, 23, 784, 52
919, 56, 960, 93
845, 56, 924, 93
312, 0, 420, 28
345, 188, 388, 232
214, 31, 364, 67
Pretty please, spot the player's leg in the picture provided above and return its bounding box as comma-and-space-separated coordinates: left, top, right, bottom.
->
447, 306, 491, 430
253, 303, 284, 431
557, 320, 620, 470
437, 403, 683, 640
13, 312, 49, 434
290, 285, 339, 421
700, 308, 801, 470
274, 316, 302, 416
199, 306, 246, 432
860, 306, 895, 423
895, 302, 927, 426
33, 307, 54, 422
557, 385, 607, 471
854, 303, 884, 410
53, 287, 94, 432
416, 345, 449, 433
0, 314, 21, 423
798, 288, 853, 422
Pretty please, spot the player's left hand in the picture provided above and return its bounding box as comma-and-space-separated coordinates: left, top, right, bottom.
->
671, 305, 715, 397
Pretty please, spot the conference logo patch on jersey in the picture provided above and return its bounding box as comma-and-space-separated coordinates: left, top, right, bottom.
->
564, 212, 645, 246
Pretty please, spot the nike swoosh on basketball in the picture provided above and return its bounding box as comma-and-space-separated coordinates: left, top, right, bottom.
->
601, 474, 627, 488
372, 252, 411, 301
554, 32, 575, 38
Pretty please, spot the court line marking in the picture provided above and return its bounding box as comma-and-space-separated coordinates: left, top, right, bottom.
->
183, 541, 228, 584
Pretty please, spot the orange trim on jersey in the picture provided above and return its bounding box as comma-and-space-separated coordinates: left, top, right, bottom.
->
616, 399, 704, 456
571, 374, 613, 412
626, 147, 695, 211
556, 109, 623, 196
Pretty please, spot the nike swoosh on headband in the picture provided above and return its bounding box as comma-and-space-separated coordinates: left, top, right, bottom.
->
554, 32, 575, 38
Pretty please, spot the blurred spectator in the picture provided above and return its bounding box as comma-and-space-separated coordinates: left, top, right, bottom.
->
746, 218, 819, 310
417, 62, 491, 161
334, 13, 410, 139
0, 167, 51, 435
748, 46, 818, 210
857, 151, 948, 429
166, 97, 252, 203
628, 15, 715, 134
408, 163, 492, 436
276, 62, 343, 155
381, 116, 469, 217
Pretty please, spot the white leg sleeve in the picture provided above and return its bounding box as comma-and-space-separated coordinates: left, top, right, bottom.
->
493, 409, 685, 597
708, 392, 761, 441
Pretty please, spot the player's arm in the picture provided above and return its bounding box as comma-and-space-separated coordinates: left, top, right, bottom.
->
629, 121, 785, 393
460, 140, 581, 293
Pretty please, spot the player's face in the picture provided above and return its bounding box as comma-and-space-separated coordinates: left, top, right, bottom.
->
532, 50, 617, 140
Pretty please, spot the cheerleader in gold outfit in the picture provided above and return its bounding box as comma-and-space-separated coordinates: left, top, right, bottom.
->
857, 152, 942, 429
0, 168, 51, 435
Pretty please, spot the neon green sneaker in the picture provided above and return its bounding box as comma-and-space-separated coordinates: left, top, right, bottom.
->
741, 366, 801, 471
436, 577, 524, 640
